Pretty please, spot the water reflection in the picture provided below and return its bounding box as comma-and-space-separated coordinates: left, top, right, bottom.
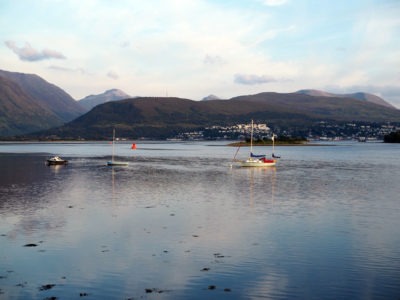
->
230, 166, 277, 209
1, 143, 400, 299
47, 163, 67, 174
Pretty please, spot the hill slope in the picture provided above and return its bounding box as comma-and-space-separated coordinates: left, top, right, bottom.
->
78, 89, 131, 112
0, 76, 62, 136
296, 89, 395, 108
33, 93, 400, 139
0, 70, 85, 122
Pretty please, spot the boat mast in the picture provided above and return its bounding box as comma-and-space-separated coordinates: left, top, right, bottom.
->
250, 119, 254, 154
112, 128, 115, 162
272, 134, 275, 154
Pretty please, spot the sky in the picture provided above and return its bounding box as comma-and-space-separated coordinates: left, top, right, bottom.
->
1, 0, 399, 107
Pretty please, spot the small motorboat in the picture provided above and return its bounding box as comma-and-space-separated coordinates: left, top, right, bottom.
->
47, 156, 68, 165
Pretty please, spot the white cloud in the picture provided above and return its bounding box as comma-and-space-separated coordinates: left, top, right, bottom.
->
107, 71, 119, 80
234, 74, 277, 85
48, 65, 87, 74
203, 54, 225, 66
4, 41, 66, 61
262, 0, 288, 6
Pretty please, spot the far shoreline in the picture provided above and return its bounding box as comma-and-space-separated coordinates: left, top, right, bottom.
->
227, 141, 332, 147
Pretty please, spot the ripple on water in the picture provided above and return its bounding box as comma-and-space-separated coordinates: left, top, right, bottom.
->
1, 143, 400, 299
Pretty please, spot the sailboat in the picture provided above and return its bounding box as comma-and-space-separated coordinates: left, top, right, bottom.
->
107, 128, 128, 166
239, 120, 277, 167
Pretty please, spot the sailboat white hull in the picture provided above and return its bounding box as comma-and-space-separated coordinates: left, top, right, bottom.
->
237, 120, 277, 168
241, 158, 276, 167
107, 161, 128, 166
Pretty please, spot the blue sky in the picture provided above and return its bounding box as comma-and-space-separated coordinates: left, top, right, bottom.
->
1, 0, 399, 107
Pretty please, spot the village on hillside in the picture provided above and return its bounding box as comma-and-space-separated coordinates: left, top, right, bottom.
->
173, 122, 400, 142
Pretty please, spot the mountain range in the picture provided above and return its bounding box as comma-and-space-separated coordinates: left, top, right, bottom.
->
0, 69, 399, 139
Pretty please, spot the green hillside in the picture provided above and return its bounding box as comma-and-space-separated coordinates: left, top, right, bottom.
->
30, 93, 400, 140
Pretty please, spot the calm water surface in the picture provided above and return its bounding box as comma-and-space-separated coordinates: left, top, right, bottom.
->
0, 141, 399, 299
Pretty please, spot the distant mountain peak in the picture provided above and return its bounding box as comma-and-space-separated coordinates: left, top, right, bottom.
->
104, 88, 129, 96
83, 89, 130, 100
296, 89, 335, 97
296, 89, 395, 109
79, 89, 131, 111
202, 94, 220, 101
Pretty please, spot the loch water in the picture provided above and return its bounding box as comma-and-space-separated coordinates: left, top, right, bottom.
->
0, 141, 399, 299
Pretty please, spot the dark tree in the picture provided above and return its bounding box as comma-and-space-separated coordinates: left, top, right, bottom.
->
384, 131, 400, 143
